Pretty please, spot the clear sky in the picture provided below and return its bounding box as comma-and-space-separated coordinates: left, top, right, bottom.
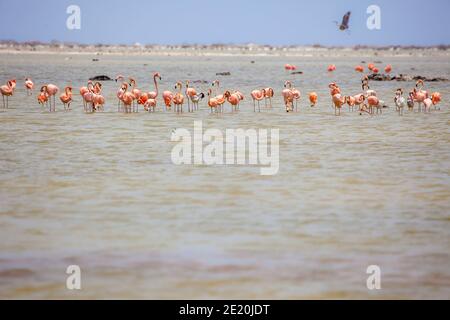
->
1, 0, 449, 46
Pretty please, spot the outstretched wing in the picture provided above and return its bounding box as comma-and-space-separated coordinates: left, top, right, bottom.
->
341, 11, 351, 29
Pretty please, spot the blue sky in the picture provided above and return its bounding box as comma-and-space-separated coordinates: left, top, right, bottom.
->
0, 0, 449, 46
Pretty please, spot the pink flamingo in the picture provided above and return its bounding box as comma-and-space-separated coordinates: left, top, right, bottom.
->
92, 82, 105, 111
115, 75, 125, 111
224, 90, 241, 112
211, 80, 226, 112
44, 84, 59, 112
24, 78, 34, 96
367, 96, 380, 115
291, 86, 301, 112
282, 81, 295, 112
173, 81, 185, 113
129, 77, 142, 112
1, 79, 15, 108
163, 89, 173, 111
263, 87, 274, 108
37, 86, 49, 108
80, 81, 94, 112
120, 83, 134, 113
59, 86, 73, 110
431, 92, 441, 110
413, 80, 428, 112
347, 93, 366, 111
309, 92, 318, 107
143, 98, 157, 112
332, 93, 345, 115
185, 80, 198, 112
207, 89, 219, 113
251, 88, 266, 112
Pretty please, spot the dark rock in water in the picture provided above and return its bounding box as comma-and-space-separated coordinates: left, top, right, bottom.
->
216, 72, 231, 76
89, 75, 113, 81
92, 58, 99, 62
251, 60, 255, 64
361, 61, 366, 63
368, 73, 448, 82
192, 80, 208, 84
291, 71, 304, 75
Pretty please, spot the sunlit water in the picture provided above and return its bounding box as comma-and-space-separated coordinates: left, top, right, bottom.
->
0, 53, 449, 299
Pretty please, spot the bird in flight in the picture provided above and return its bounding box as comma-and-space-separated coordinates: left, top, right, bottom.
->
334, 11, 351, 32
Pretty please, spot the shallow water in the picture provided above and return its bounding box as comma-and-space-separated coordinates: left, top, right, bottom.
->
0, 53, 449, 299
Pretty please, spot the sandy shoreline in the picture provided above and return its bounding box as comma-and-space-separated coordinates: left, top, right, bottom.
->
1, 43, 450, 57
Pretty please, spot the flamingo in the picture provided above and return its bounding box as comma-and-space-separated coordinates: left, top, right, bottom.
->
352, 93, 365, 112
44, 84, 59, 112
163, 89, 173, 111
283, 81, 295, 112
143, 98, 157, 112
328, 83, 341, 109
309, 92, 318, 107
224, 90, 240, 111
263, 87, 274, 108
115, 75, 125, 111
120, 83, 134, 113
129, 77, 142, 112
407, 91, 415, 111
92, 82, 105, 111
80, 81, 94, 112
413, 80, 428, 112
367, 95, 380, 115
37, 86, 48, 109
394, 88, 407, 116
185, 80, 199, 112
24, 78, 34, 96
59, 86, 73, 110
139, 72, 162, 109
233, 90, 244, 110
355, 65, 364, 73
291, 86, 301, 112
211, 80, 225, 112
1, 80, 15, 108
332, 93, 345, 115
207, 89, 219, 113
431, 92, 441, 110
251, 88, 266, 112
82, 83, 95, 113
173, 81, 185, 113
327, 64, 336, 72
147, 72, 161, 99
345, 95, 356, 112
385, 64, 392, 73
423, 96, 433, 113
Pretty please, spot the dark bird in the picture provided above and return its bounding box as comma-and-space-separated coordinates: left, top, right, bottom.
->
334, 11, 351, 31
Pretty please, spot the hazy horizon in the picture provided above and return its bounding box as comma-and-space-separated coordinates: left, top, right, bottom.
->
1, 0, 449, 47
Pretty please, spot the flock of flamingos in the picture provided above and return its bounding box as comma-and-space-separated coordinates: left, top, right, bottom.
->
0, 63, 443, 116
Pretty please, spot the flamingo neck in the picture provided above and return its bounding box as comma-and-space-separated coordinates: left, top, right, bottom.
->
154, 75, 159, 96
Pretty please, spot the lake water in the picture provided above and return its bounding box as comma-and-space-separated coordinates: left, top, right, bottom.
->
0, 53, 449, 299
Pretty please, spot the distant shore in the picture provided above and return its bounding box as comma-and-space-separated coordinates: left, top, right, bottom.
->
1, 41, 450, 57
